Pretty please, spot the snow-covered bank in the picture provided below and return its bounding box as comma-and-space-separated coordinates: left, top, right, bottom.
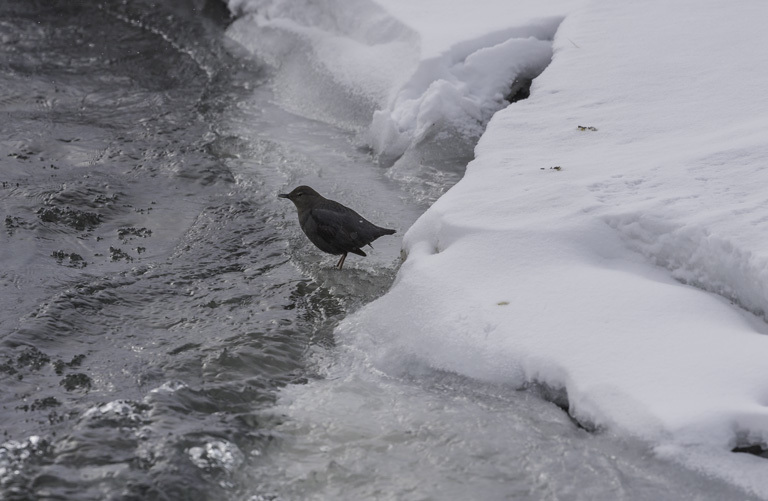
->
344, 0, 768, 496
227, 0, 768, 496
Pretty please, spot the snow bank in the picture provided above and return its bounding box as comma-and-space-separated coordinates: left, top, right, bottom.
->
226, 0, 573, 171
366, 19, 559, 164
227, 0, 768, 496
344, 0, 768, 496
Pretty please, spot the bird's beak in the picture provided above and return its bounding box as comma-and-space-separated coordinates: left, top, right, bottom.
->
278, 193, 289, 199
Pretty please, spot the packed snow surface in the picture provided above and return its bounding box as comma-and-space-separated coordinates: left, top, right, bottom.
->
228, 0, 768, 496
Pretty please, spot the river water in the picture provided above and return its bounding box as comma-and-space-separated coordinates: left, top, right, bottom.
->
0, 1, 757, 500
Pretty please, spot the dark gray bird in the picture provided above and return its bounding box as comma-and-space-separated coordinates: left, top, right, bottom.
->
278, 186, 396, 269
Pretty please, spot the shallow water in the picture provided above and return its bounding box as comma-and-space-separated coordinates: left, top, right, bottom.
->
0, 1, 760, 500
1, 1, 325, 498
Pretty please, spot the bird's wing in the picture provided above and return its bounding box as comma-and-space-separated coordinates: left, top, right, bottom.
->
309, 207, 370, 249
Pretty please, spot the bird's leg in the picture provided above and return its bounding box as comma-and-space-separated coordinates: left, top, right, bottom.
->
336, 253, 347, 270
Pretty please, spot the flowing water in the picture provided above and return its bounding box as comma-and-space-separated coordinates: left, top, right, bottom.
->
0, 1, 758, 500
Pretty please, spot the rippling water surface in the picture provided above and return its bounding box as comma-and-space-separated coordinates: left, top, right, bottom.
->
0, 1, 401, 499
0, 2, 759, 500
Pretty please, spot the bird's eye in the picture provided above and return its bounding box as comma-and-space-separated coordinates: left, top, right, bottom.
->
295, 192, 303, 197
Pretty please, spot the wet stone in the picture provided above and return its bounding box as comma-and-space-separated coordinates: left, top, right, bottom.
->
37, 206, 102, 231
109, 246, 133, 262
53, 354, 86, 375
117, 226, 152, 240
30, 397, 61, 411
51, 251, 87, 268
5, 216, 32, 235
8, 150, 34, 161
0, 359, 18, 376
92, 193, 119, 206
16, 347, 51, 371
59, 373, 92, 391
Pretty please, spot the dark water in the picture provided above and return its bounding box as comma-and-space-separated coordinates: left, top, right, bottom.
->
0, 1, 400, 499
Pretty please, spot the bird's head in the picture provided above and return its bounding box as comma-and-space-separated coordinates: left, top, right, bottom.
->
278, 185, 323, 209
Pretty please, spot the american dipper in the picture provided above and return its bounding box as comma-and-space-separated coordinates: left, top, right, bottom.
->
278, 186, 396, 269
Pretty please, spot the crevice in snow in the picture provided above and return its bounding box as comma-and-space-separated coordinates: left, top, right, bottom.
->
732, 429, 768, 459
732, 444, 768, 459
523, 381, 599, 433
505, 76, 533, 104
368, 16, 565, 204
